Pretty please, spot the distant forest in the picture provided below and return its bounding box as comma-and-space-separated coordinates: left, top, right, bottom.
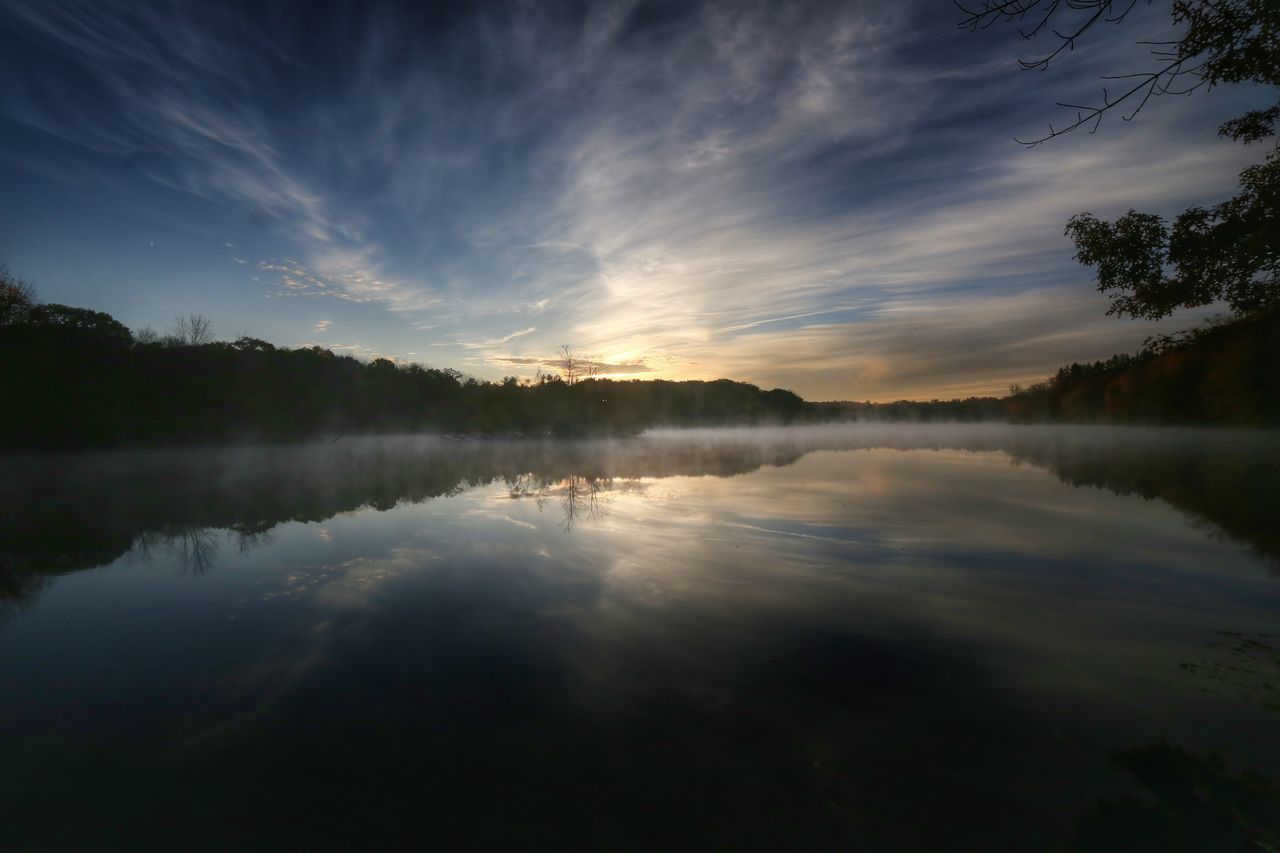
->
1002, 307, 1280, 427
1, 271, 1277, 448
0, 277, 820, 446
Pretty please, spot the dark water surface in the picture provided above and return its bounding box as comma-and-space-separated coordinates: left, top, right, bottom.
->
2, 425, 1278, 851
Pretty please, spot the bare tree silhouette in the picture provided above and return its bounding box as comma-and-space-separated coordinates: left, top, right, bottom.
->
171, 313, 213, 346
557, 344, 581, 385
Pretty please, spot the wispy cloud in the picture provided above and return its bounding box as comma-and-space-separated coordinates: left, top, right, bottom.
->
0, 0, 1260, 397
484, 354, 654, 377
4, 2, 335, 241
443, 326, 538, 350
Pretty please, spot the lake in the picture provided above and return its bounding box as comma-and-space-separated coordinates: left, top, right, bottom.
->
2, 425, 1278, 851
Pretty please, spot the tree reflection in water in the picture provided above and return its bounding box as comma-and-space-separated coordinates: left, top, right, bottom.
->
506, 473, 614, 532
1074, 741, 1279, 852
1071, 631, 1280, 850
2, 426, 1277, 615
130, 527, 223, 575
1, 425, 1278, 850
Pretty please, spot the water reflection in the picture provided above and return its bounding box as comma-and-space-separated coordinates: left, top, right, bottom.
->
1, 425, 1278, 850
1180, 631, 1280, 713
1074, 740, 1279, 852
2, 426, 1277, 606
505, 473, 613, 532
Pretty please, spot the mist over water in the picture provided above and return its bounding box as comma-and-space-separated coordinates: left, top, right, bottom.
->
2, 424, 1278, 850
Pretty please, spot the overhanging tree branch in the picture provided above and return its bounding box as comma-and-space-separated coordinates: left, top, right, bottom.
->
963, 0, 1279, 319
955, 0, 1267, 145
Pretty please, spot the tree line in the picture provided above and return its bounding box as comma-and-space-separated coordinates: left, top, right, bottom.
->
0, 275, 821, 447
1005, 306, 1280, 426
3, 265, 1278, 448
961, 0, 1279, 428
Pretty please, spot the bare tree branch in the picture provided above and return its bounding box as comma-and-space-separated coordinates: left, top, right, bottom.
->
956, 0, 1252, 146
1016, 53, 1207, 144
557, 344, 579, 385
171, 313, 214, 346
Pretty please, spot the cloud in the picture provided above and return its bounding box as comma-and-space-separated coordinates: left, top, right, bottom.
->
486, 354, 655, 376
445, 326, 538, 350
663, 287, 1215, 401
313, 319, 332, 332
4, 2, 338, 242
487, 356, 542, 366
0, 0, 1262, 398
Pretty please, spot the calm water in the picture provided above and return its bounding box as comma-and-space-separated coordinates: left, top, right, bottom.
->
2, 425, 1278, 851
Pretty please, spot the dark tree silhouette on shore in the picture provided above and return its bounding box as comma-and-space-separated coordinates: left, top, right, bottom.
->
0, 265, 37, 325
0, 281, 829, 448
3, 246, 1278, 442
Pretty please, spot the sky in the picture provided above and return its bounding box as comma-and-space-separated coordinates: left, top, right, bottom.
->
0, 0, 1270, 401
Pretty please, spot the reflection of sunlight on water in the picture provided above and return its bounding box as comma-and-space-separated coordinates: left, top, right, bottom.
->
2, 427, 1279, 850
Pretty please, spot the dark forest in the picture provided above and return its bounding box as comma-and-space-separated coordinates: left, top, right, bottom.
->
3, 273, 1278, 448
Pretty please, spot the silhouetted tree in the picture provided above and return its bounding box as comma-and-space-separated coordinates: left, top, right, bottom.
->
965, 0, 1279, 319
31, 303, 134, 348
959, 1, 1278, 145
557, 344, 581, 385
0, 264, 38, 326
231, 336, 275, 352
0, 276, 833, 448
1067, 151, 1278, 319
171, 313, 214, 346
1005, 307, 1280, 426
